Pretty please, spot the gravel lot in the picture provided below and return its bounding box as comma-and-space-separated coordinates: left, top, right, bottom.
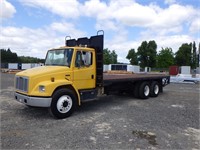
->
1, 72, 200, 149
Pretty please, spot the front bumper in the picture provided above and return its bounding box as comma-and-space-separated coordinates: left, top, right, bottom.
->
14, 92, 52, 107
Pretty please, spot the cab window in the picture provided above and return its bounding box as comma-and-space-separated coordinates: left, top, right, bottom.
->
75, 51, 92, 67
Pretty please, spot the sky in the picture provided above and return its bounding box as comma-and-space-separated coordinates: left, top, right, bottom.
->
1, 0, 200, 63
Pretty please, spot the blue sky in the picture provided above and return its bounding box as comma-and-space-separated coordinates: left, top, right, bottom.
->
1, 0, 200, 63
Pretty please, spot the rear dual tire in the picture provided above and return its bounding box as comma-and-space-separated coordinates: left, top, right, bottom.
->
150, 81, 160, 97
134, 81, 160, 99
139, 82, 150, 99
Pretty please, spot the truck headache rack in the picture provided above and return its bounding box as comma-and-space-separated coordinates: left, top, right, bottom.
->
65, 30, 104, 87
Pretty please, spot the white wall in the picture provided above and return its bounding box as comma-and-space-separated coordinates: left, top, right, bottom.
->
127, 65, 140, 73
22, 63, 31, 69
31, 63, 43, 68
181, 66, 191, 74
8, 63, 18, 69
103, 65, 109, 72
104, 64, 140, 73
145, 67, 151, 72
8, 63, 43, 70
196, 67, 200, 74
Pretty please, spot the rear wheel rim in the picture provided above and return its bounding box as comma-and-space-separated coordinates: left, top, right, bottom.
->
154, 85, 159, 94
144, 85, 150, 96
57, 95, 72, 113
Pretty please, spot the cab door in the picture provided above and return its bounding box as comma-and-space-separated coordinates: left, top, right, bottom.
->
73, 49, 96, 90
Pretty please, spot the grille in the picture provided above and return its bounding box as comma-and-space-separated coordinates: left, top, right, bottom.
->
16, 76, 29, 93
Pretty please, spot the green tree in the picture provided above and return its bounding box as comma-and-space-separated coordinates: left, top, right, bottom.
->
103, 48, 110, 64
0, 48, 44, 63
103, 48, 118, 64
126, 48, 138, 65
137, 40, 157, 68
110, 50, 117, 64
175, 43, 192, 66
191, 41, 197, 69
1, 48, 18, 63
19, 56, 45, 63
157, 47, 174, 68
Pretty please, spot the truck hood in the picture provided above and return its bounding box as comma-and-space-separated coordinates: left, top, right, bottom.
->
16, 66, 69, 77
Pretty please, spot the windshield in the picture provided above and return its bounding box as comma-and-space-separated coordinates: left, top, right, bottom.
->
45, 49, 73, 67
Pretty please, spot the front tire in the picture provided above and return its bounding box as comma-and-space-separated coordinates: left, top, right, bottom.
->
49, 89, 77, 119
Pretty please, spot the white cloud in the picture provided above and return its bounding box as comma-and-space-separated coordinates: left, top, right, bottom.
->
19, 0, 80, 18
140, 26, 183, 37
82, 0, 107, 18
152, 4, 195, 28
95, 19, 118, 31
0, 0, 16, 18
1, 26, 55, 57
49, 22, 86, 37
106, 40, 139, 63
113, 3, 156, 27
164, 0, 176, 5
110, 2, 196, 31
82, 1, 197, 36
1, 24, 198, 63
0, 22, 85, 58
2, 0, 199, 63
189, 17, 200, 33
18, 0, 198, 35
151, 35, 195, 52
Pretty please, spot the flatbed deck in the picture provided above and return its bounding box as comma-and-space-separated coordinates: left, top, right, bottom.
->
102, 73, 170, 95
103, 73, 169, 82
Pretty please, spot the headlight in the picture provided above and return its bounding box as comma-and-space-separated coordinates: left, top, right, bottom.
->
39, 85, 45, 92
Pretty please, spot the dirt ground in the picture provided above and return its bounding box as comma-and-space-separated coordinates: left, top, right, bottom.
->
1, 72, 200, 149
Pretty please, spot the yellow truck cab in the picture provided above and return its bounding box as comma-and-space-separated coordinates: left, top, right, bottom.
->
14, 31, 170, 119
15, 31, 104, 119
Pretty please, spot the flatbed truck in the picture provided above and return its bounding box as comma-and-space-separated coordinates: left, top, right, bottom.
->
14, 31, 170, 119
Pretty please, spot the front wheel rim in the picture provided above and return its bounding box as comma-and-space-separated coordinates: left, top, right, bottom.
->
57, 95, 72, 113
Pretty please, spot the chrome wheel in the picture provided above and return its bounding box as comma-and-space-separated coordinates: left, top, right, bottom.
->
150, 81, 160, 97
144, 85, 150, 96
139, 82, 150, 99
154, 85, 159, 95
57, 95, 72, 113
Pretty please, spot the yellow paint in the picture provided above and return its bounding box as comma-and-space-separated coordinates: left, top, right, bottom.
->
72, 48, 96, 89
15, 47, 96, 106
